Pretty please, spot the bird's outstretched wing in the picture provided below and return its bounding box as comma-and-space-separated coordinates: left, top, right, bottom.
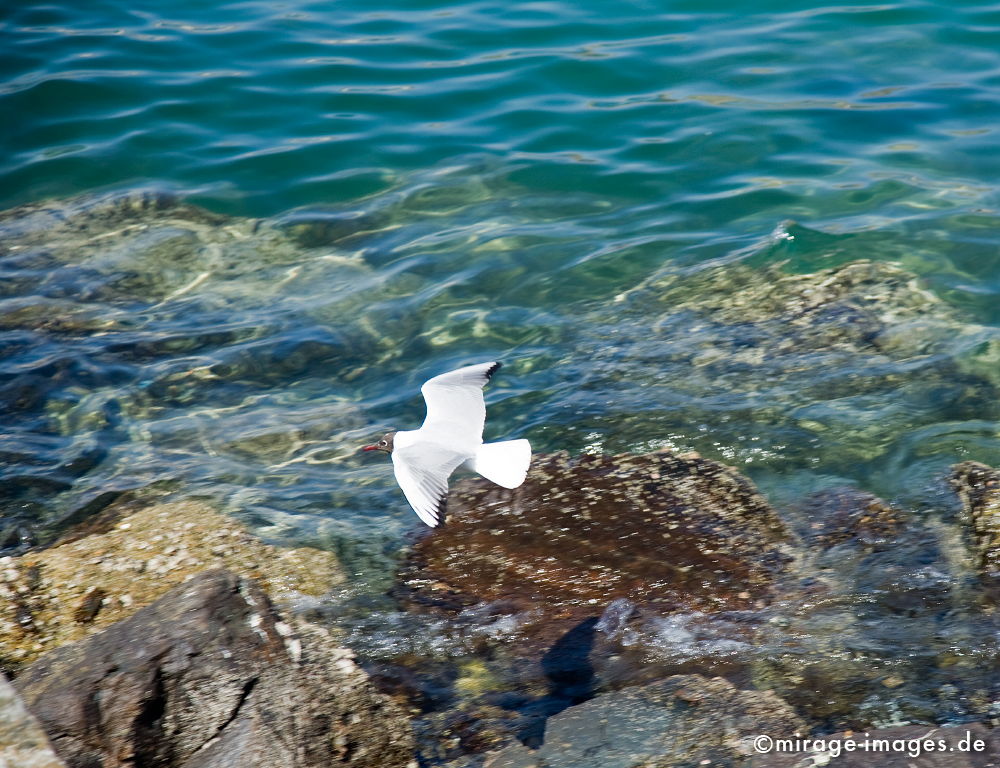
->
391, 445, 466, 527
419, 361, 501, 445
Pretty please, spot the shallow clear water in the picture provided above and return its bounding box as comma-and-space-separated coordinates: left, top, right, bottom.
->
4, 0, 1000, 749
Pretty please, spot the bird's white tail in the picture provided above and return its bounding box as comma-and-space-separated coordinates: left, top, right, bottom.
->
470, 439, 531, 489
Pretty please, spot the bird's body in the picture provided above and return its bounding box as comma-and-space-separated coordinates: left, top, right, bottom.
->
363, 361, 531, 526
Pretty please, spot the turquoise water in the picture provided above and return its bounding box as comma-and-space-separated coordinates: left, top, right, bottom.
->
6, 0, 1000, 542
4, 0, 1000, 744
6, 2, 1000, 222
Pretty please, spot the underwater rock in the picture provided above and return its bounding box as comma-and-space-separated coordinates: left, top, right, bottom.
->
951, 461, 1000, 583
0, 189, 394, 557
650, 259, 980, 370
655, 259, 942, 337
799, 487, 907, 552
0, 189, 214, 239
0, 498, 342, 673
14, 570, 416, 768
0, 188, 352, 304
275, 208, 390, 248
396, 450, 792, 644
578, 258, 1000, 471
0, 672, 67, 768
479, 674, 804, 768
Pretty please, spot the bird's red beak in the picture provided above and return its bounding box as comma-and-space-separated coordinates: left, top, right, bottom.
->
362, 445, 379, 452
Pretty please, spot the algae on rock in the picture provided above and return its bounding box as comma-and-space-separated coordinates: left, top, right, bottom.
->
951, 461, 1000, 583
0, 498, 342, 673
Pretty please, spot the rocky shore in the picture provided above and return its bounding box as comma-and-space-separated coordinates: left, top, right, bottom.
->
2, 190, 1000, 766
14, 569, 415, 768
0, 497, 342, 673
3, 456, 1000, 767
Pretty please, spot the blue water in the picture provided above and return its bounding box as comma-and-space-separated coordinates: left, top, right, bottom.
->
5, 2, 1000, 220
5, 0, 1000, 534
4, 0, 1000, 738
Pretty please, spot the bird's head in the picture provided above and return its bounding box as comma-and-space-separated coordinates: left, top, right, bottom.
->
362, 431, 395, 454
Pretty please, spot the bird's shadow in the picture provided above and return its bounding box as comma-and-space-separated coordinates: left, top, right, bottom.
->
510, 616, 598, 749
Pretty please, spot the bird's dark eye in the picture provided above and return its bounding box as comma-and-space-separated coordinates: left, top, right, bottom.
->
379, 440, 387, 447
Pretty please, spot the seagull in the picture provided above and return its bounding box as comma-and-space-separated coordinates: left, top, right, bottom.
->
363, 361, 531, 527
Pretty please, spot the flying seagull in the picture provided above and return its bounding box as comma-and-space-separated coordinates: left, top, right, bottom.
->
363, 361, 531, 526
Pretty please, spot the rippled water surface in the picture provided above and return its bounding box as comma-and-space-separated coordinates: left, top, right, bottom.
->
5, 0, 1000, 753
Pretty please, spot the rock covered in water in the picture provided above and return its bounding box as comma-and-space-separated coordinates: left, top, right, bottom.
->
577, 257, 1000, 470
951, 461, 1000, 582
798, 487, 907, 552
396, 450, 792, 640
0, 498, 342, 673
650, 258, 987, 370
479, 674, 804, 768
15, 569, 415, 768
655, 259, 944, 341
0, 189, 380, 556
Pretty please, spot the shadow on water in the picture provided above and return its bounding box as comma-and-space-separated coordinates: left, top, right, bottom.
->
515, 616, 599, 748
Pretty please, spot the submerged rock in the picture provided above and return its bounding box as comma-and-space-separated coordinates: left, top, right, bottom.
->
479, 674, 804, 768
15, 569, 415, 768
0, 498, 342, 673
951, 461, 1000, 583
575, 258, 1000, 472
396, 450, 792, 643
798, 487, 906, 552
0, 189, 383, 557
655, 259, 944, 339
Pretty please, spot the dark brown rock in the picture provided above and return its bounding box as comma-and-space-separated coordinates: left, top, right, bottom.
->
15, 569, 415, 768
397, 451, 791, 641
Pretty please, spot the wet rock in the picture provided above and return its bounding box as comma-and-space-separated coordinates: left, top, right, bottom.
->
0, 672, 67, 768
799, 487, 906, 552
651, 259, 978, 370
479, 674, 804, 768
0, 498, 342, 673
204, 326, 354, 385
957, 338, 1000, 390
0, 188, 390, 559
275, 208, 389, 248
0, 297, 122, 334
41, 489, 130, 542
951, 461, 1000, 583
396, 450, 791, 645
577, 258, 1000, 471
14, 570, 415, 768
0, 190, 224, 257
750, 651, 886, 728
660, 259, 934, 329
0, 188, 345, 304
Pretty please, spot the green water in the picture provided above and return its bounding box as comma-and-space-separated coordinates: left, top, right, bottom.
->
4, 0, 1000, 751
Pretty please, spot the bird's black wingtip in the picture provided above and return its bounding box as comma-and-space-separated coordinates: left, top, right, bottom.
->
486, 361, 502, 381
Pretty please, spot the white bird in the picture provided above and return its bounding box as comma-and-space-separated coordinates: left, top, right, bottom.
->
362, 361, 531, 526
